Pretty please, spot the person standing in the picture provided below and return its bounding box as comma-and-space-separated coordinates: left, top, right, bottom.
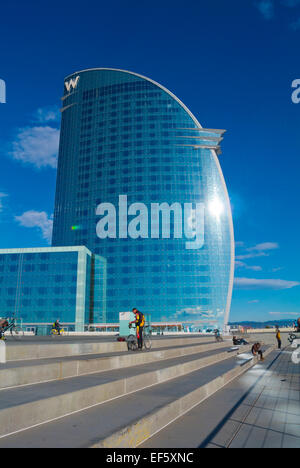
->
130, 308, 145, 350
0, 318, 8, 341
275, 326, 282, 350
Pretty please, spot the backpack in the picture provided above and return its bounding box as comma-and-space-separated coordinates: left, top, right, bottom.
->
137, 312, 145, 327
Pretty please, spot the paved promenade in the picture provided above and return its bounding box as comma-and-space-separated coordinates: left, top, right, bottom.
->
141, 346, 300, 448
0, 334, 297, 448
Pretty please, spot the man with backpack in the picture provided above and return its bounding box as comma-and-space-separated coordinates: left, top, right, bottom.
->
130, 308, 145, 350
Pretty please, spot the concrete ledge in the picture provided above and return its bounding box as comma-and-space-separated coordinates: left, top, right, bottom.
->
0, 341, 5, 364
0, 342, 243, 390
4, 336, 219, 362
92, 346, 275, 448
5, 341, 128, 361
0, 348, 240, 438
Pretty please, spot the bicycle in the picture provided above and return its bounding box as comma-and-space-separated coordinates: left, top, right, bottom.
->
288, 332, 300, 345
127, 324, 152, 351
0, 315, 24, 340
50, 328, 65, 337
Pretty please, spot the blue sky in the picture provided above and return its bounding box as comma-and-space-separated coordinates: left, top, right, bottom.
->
0, 0, 299, 323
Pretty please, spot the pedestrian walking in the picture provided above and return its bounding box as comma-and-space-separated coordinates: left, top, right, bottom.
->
275, 326, 282, 350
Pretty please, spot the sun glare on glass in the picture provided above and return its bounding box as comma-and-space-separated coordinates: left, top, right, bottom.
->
208, 197, 224, 219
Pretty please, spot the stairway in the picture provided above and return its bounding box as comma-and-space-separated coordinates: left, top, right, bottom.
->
0, 336, 274, 448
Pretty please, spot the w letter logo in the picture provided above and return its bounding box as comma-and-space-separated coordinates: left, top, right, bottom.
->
65, 76, 80, 93
0, 79, 6, 104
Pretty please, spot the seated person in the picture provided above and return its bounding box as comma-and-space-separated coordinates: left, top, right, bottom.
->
251, 342, 264, 361
233, 336, 249, 346
0, 318, 9, 340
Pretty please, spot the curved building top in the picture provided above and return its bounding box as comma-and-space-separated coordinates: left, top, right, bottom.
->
53, 68, 234, 329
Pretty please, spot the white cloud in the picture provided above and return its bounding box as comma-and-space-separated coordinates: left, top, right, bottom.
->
255, 0, 300, 29
269, 312, 299, 316
235, 260, 262, 271
248, 300, 260, 303
255, 0, 275, 20
290, 17, 300, 29
15, 210, 53, 243
247, 242, 279, 251
235, 241, 244, 248
35, 106, 60, 124
234, 277, 300, 290
10, 126, 60, 168
235, 241, 279, 260
236, 252, 268, 260
281, 0, 300, 7
0, 193, 8, 212
272, 267, 284, 272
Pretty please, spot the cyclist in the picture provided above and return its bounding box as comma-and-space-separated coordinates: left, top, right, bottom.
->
0, 318, 8, 341
52, 319, 61, 336
130, 308, 145, 350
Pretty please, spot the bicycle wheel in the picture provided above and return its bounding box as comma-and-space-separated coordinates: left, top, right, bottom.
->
51, 329, 64, 336
10, 326, 24, 339
143, 334, 152, 350
289, 334, 296, 344
127, 334, 138, 351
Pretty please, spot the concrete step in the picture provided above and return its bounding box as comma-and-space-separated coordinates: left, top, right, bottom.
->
0, 341, 241, 389
0, 345, 245, 439
95, 346, 275, 448
0, 346, 274, 448
140, 348, 289, 448
4, 335, 220, 361
0, 340, 244, 390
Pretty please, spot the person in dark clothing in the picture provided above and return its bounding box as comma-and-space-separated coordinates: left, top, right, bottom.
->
52, 319, 61, 335
275, 327, 282, 350
130, 308, 145, 350
214, 329, 223, 342
233, 336, 249, 346
252, 342, 264, 361
0, 318, 8, 340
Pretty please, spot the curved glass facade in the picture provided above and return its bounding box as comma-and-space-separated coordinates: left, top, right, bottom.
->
52, 69, 234, 329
